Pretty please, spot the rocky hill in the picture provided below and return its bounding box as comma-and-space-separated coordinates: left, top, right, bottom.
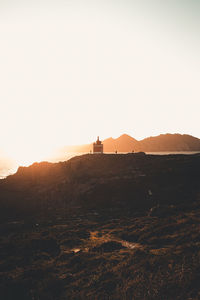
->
0, 153, 200, 219
0, 153, 200, 299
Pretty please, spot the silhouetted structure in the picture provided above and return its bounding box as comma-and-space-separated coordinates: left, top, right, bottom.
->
93, 136, 103, 154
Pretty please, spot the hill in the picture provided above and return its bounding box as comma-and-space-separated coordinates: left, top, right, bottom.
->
138, 133, 200, 152
0, 153, 200, 299
103, 133, 200, 152
1, 152, 200, 218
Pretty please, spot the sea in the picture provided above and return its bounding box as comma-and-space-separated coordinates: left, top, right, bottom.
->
0, 151, 199, 179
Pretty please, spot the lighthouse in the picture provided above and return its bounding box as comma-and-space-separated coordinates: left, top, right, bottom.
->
93, 136, 103, 154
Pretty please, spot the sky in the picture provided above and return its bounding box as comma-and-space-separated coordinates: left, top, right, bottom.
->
0, 0, 199, 164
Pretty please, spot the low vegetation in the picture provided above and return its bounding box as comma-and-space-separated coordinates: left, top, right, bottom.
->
0, 153, 200, 299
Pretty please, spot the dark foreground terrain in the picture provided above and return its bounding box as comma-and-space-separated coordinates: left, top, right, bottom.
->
0, 153, 200, 299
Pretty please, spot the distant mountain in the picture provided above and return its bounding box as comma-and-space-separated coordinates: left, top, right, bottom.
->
104, 133, 200, 152
51, 133, 200, 161
103, 134, 138, 152
137, 134, 200, 152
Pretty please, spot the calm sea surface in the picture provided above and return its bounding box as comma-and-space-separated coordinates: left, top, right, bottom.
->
0, 151, 199, 179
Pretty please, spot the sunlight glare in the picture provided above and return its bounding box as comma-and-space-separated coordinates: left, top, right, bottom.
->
6, 144, 54, 167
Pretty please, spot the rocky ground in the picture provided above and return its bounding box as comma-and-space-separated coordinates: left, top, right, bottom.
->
0, 153, 200, 299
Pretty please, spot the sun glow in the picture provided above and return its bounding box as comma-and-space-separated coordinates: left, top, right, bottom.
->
5, 144, 54, 167
0, 0, 199, 164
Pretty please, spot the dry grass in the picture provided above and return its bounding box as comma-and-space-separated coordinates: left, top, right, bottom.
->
1, 205, 200, 299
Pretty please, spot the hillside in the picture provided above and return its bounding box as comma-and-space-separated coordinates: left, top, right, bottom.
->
0, 153, 200, 299
0, 152, 200, 218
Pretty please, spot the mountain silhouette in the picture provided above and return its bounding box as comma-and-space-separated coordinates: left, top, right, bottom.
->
103, 133, 200, 152
137, 134, 200, 152
52, 133, 200, 161
103, 134, 138, 152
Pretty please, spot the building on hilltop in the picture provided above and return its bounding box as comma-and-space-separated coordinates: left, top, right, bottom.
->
93, 136, 103, 154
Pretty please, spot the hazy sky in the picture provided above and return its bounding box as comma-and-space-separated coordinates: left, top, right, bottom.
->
0, 0, 199, 163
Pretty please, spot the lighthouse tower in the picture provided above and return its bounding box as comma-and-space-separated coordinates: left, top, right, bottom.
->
93, 136, 103, 154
